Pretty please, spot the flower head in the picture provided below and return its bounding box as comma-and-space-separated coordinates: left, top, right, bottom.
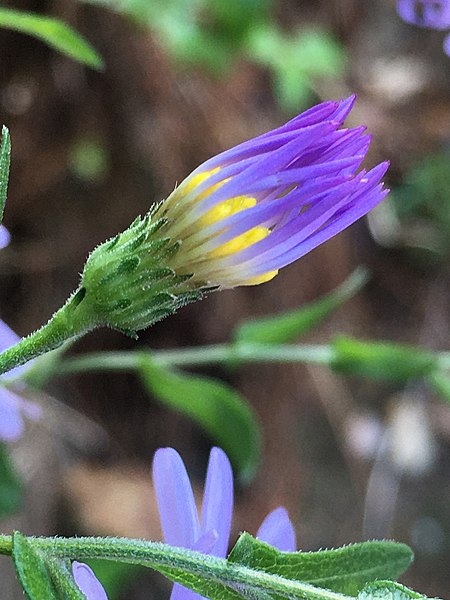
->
153, 95, 387, 289
397, 0, 450, 54
73, 447, 296, 599
81, 96, 388, 334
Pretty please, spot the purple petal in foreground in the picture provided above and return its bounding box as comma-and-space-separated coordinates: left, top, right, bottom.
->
72, 562, 108, 600
200, 447, 233, 558
153, 448, 200, 548
256, 507, 297, 552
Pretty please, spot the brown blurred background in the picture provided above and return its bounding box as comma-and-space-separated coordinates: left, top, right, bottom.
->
1, 0, 450, 597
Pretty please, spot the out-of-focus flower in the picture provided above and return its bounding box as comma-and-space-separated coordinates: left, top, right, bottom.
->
397, 0, 450, 54
82, 96, 388, 334
0, 225, 10, 249
73, 447, 296, 599
0, 229, 42, 441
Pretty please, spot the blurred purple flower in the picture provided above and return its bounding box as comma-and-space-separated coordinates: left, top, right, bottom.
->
0, 229, 42, 442
397, 0, 450, 54
74, 447, 296, 600
0, 225, 10, 249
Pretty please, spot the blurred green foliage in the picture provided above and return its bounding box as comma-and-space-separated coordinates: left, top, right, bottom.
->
0, 445, 22, 518
389, 152, 450, 261
0, 8, 103, 70
139, 355, 261, 482
83, 0, 344, 112
69, 138, 110, 184
234, 267, 368, 345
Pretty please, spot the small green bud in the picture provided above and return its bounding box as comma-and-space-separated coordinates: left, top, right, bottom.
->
80, 213, 203, 336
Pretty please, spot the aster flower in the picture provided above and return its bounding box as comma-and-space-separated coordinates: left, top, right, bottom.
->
74, 447, 296, 599
80, 95, 388, 335
397, 0, 450, 54
149, 95, 388, 289
0, 230, 41, 441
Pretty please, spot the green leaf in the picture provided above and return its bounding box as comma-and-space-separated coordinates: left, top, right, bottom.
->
0, 444, 22, 517
331, 337, 437, 383
228, 534, 413, 596
234, 268, 368, 345
0, 125, 11, 225
12, 532, 59, 600
358, 580, 439, 599
428, 370, 450, 404
0, 8, 104, 70
138, 355, 261, 482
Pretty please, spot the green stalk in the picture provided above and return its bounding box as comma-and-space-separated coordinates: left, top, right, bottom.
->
0, 534, 348, 600
0, 288, 98, 376
53, 343, 333, 376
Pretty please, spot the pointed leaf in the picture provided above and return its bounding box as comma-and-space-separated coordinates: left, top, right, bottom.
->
0, 125, 11, 225
428, 370, 450, 404
138, 355, 261, 482
234, 268, 368, 345
228, 534, 413, 596
0, 8, 104, 70
12, 532, 59, 600
331, 337, 437, 382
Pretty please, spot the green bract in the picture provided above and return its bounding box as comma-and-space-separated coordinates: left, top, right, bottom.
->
81, 211, 203, 337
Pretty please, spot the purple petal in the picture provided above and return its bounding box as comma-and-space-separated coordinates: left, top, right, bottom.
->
168, 532, 219, 600
152, 448, 200, 547
256, 507, 297, 552
0, 388, 24, 442
72, 562, 108, 600
397, 0, 450, 28
0, 225, 10, 249
200, 447, 233, 558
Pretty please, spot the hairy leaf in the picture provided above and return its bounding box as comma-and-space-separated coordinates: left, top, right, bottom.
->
228, 535, 413, 596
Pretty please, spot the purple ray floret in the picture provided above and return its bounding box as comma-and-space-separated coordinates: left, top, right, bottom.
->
397, 0, 450, 54
158, 95, 389, 289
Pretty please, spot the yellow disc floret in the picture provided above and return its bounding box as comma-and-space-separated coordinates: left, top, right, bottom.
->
170, 168, 278, 286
